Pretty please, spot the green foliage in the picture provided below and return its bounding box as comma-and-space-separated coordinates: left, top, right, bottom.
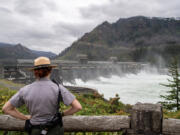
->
160, 57, 180, 110
163, 109, 180, 119
67, 92, 130, 116
0, 79, 24, 89
0, 88, 16, 114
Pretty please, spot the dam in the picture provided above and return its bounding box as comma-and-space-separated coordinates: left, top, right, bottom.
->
0, 56, 147, 84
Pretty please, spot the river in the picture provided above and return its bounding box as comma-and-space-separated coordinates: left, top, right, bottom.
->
65, 69, 170, 105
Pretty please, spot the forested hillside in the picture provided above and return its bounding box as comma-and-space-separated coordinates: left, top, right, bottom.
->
58, 16, 180, 65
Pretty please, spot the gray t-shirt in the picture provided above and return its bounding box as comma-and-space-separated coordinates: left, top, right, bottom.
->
9, 78, 75, 125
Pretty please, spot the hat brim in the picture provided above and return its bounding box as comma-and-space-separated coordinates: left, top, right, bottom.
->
28, 64, 57, 71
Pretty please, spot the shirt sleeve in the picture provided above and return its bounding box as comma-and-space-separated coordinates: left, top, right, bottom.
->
9, 88, 25, 108
59, 85, 75, 106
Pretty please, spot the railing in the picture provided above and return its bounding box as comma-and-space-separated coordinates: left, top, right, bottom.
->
0, 103, 180, 135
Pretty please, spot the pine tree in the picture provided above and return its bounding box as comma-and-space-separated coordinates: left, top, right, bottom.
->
160, 57, 180, 110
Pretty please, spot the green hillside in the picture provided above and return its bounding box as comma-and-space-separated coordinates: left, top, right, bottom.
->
58, 16, 180, 64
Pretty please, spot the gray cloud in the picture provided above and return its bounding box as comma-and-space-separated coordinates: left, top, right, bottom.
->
18, 21, 96, 53
0, 0, 180, 54
14, 0, 58, 17
53, 22, 94, 38
14, 0, 45, 17
44, 1, 58, 12
0, 7, 12, 14
79, 0, 180, 23
21, 28, 54, 39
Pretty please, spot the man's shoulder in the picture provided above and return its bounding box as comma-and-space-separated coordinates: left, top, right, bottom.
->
20, 82, 36, 91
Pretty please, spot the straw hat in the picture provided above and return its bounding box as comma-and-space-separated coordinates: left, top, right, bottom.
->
30, 57, 57, 70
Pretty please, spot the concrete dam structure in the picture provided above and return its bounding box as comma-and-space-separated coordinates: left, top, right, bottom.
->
0, 56, 147, 84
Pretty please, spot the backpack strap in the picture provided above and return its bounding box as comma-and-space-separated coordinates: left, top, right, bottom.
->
49, 79, 63, 127
51, 79, 63, 112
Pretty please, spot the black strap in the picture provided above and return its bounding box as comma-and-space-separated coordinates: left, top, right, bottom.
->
51, 79, 63, 113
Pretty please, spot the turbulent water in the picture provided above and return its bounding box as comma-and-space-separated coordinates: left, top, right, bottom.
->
65, 70, 170, 105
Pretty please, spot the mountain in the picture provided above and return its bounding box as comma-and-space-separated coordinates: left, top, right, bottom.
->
57, 16, 180, 64
0, 43, 56, 59
31, 50, 56, 58
0, 42, 15, 47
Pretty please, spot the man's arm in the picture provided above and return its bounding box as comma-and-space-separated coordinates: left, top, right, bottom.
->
63, 99, 82, 116
2, 101, 31, 120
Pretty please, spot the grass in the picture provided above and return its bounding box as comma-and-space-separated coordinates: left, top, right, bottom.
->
0, 79, 24, 88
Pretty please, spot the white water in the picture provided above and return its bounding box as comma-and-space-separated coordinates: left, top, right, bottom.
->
65, 70, 169, 105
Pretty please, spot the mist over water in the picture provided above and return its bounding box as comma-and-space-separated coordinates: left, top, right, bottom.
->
65, 69, 169, 105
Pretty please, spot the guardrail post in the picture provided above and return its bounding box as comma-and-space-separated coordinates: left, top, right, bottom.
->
128, 103, 162, 135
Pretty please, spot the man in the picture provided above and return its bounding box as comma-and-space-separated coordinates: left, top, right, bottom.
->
2, 56, 82, 135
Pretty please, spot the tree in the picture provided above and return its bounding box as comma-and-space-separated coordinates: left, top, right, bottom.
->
160, 57, 180, 110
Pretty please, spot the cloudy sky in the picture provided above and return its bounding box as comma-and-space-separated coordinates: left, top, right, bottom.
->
0, 0, 180, 54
